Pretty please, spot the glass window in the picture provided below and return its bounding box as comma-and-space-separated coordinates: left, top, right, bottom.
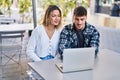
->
99, 0, 113, 6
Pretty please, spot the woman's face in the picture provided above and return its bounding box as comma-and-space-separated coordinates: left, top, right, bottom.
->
49, 10, 61, 26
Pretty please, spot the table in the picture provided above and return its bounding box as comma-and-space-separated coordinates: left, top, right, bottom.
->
0, 18, 15, 24
0, 23, 34, 31
28, 49, 120, 80
28, 59, 93, 80
93, 49, 120, 80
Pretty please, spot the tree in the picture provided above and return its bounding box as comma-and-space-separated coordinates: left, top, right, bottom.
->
81, 0, 89, 9
39, 0, 76, 18
0, 0, 13, 16
0, 0, 3, 14
19, 0, 32, 23
37, 0, 89, 24
5, 0, 13, 17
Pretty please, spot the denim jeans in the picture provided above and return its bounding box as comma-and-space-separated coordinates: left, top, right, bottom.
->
40, 55, 54, 60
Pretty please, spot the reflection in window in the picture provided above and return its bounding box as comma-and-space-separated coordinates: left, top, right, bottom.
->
99, 0, 113, 6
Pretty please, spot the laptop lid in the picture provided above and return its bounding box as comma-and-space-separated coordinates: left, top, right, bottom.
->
56, 47, 95, 73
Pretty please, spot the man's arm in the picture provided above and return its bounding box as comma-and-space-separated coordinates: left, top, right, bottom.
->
58, 27, 70, 57
90, 28, 100, 55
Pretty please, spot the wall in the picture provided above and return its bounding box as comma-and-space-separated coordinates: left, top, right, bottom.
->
87, 13, 120, 29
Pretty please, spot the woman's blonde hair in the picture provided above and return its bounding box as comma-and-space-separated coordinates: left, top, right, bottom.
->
42, 5, 62, 29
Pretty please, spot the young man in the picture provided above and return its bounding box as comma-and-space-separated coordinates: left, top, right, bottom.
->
58, 6, 100, 59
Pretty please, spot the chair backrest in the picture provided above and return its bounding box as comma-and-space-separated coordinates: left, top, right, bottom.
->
0, 30, 25, 47
0, 30, 25, 38
0, 30, 26, 67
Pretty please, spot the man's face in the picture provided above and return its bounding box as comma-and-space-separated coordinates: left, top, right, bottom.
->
73, 15, 87, 30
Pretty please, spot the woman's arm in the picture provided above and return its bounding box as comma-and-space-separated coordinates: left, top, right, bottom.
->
26, 28, 41, 61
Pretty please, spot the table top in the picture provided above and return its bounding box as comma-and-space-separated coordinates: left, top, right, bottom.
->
0, 23, 34, 31
28, 49, 120, 80
28, 58, 93, 80
28, 59, 63, 80
93, 49, 120, 80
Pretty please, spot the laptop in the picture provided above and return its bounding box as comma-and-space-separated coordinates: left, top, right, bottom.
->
56, 47, 95, 73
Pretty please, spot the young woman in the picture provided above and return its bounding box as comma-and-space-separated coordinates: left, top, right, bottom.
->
27, 5, 62, 61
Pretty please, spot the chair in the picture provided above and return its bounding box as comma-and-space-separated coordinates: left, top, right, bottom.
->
0, 30, 25, 75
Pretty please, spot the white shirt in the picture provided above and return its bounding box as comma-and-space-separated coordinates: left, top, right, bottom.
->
26, 25, 60, 61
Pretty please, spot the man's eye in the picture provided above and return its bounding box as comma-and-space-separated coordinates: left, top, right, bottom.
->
75, 18, 79, 20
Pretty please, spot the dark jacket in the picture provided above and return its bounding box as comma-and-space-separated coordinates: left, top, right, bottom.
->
58, 22, 100, 57
111, 3, 120, 16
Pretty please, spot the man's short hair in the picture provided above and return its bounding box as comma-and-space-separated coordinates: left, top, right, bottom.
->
73, 6, 87, 16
